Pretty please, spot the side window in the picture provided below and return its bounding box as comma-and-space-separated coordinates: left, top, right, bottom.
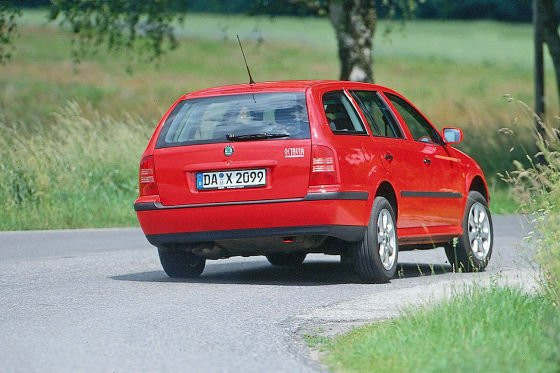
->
350, 91, 402, 138
386, 93, 442, 144
323, 91, 367, 135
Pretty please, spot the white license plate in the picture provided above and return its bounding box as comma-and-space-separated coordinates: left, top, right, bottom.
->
196, 169, 267, 190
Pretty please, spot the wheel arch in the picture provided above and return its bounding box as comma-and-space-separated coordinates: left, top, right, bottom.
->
468, 174, 489, 202
374, 180, 399, 222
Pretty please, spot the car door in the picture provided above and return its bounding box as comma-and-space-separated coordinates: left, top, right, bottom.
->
383, 92, 463, 228
348, 90, 431, 230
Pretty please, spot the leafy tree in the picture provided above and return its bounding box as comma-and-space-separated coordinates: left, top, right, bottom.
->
0, 0, 419, 83
49, 0, 188, 64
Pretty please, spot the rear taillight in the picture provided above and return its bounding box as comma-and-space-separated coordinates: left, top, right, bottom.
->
139, 155, 159, 196
309, 145, 339, 186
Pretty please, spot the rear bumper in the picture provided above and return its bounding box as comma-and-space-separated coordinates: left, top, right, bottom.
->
135, 192, 370, 245
146, 225, 366, 246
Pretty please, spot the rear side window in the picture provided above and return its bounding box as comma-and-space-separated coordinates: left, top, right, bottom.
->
322, 91, 367, 135
156, 92, 310, 148
386, 93, 442, 144
350, 91, 402, 138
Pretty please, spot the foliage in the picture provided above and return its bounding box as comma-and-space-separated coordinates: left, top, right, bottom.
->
0, 1, 20, 64
0, 0, 421, 84
416, 0, 532, 22
0, 0, 537, 85
16, 0, 535, 23
49, 0, 188, 64
256, 0, 418, 17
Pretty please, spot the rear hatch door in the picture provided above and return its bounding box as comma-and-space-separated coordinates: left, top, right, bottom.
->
153, 91, 312, 206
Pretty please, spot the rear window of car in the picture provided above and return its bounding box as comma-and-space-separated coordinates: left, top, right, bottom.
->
156, 92, 310, 148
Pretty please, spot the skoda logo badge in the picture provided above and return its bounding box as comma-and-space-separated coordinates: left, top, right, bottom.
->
224, 145, 234, 157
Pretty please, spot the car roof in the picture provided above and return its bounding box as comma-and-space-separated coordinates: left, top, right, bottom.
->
181, 80, 393, 99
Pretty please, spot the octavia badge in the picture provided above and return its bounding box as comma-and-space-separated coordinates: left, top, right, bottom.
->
224, 145, 234, 157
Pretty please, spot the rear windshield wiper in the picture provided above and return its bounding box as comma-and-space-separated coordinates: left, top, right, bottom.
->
226, 132, 290, 141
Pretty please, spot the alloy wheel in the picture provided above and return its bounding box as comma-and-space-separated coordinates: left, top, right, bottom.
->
377, 208, 397, 270
467, 202, 492, 260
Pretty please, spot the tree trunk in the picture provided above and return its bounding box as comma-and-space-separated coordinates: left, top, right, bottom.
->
541, 0, 560, 115
328, 0, 377, 82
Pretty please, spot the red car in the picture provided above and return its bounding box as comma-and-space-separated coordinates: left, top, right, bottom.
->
135, 80, 493, 283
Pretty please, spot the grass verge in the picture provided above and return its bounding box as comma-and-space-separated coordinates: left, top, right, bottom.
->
313, 287, 559, 373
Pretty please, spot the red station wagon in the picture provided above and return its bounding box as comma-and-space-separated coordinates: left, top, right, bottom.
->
134, 81, 493, 283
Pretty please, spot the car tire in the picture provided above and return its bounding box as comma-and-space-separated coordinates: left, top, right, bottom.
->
158, 247, 206, 278
444, 191, 493, 272
352, 196, 398, 283
266, 252, 306, 267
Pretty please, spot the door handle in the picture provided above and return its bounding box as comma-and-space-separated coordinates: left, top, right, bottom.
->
423, 158, 431, 165
385, 153, 394, 161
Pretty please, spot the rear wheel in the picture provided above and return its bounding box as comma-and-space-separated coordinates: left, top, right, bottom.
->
445, 191, 493, 272
266, 252, 306, 267
352, 196, 398, 283
158, 247, 206, 278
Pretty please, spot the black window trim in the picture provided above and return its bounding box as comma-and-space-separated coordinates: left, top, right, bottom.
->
383, 92, 445, 146
322, 90, 369, 136
349, 89, 406, 140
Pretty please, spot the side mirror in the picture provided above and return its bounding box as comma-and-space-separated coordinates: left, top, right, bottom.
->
442, 127, 463, 144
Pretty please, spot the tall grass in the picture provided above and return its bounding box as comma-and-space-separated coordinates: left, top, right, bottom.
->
503, 100, 560, 305
502, 100, 560, 366
0, 103, 149, 230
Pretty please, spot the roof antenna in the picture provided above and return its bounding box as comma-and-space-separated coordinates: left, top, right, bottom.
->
237, 35, 255, 85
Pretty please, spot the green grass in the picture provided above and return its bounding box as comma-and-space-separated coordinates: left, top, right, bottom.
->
1, 11, 538, 229
315, 287, 560, 373
489, 186, 518, 214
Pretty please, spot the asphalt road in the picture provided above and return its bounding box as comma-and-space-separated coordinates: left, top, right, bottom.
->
0, 216, 534, 372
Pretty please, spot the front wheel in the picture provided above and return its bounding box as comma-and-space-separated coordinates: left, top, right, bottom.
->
445, 191, 493, 272
158, 247, 206, 278
352, 196, 398, 283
